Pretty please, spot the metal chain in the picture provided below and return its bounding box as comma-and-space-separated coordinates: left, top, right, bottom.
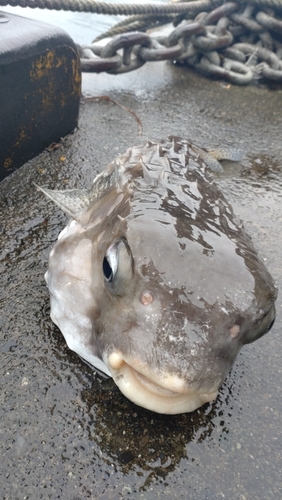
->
2, 0, 282, 84
77, 2, 282, 84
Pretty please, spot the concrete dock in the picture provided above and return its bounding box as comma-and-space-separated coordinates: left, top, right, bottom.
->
1, 60, 281, 498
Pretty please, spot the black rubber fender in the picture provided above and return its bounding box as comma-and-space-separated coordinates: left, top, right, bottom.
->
0, 11, 81, 180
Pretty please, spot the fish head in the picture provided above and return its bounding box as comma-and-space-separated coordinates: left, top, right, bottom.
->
40, 137, 277, 414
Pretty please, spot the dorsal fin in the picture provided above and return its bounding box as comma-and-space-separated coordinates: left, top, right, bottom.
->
35, 166, 118, 220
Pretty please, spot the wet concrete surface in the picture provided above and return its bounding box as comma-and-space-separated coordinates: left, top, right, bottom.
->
1, 61, 282, 499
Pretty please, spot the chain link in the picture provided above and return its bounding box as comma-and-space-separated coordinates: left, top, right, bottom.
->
78, 1, 282, 84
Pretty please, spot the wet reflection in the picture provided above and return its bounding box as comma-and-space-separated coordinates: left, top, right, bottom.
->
79, 353, 239, 488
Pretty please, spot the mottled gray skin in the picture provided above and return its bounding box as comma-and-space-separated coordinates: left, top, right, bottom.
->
40, 137, 277, 414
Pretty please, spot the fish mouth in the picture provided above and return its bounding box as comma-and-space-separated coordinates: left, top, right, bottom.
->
105, 351, 218, 414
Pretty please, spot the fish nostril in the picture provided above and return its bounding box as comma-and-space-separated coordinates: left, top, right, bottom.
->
108, 352, 124, 370
140, 290, 154, 306
229, 324, 240, 339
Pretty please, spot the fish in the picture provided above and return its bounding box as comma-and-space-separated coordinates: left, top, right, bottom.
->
37, 136, 277, 415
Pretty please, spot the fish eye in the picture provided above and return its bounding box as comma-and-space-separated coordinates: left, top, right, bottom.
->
103, 239, 134, 293
103, 244, 118, 282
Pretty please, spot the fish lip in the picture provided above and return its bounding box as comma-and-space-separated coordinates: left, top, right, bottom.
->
105, 351, 218, 414
132, 369, 182, 398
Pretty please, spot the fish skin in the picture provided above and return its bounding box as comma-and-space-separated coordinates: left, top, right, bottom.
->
39, 136, 277, 414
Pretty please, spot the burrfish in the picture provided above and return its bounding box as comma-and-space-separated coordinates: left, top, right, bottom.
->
38, 137, 277, 414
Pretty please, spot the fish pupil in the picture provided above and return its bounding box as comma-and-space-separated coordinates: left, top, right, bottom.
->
103, 256, 113, 282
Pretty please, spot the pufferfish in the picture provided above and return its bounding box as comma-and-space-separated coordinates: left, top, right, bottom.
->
37, 137, 277, 414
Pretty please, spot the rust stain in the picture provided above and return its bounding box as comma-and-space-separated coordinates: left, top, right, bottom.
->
30, 50, 62, 80
29, 47, 81, 112
71, 56, 82, 95
4, 46, 80, 174
4, 157, 12, 170
4, 125, 32, 169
